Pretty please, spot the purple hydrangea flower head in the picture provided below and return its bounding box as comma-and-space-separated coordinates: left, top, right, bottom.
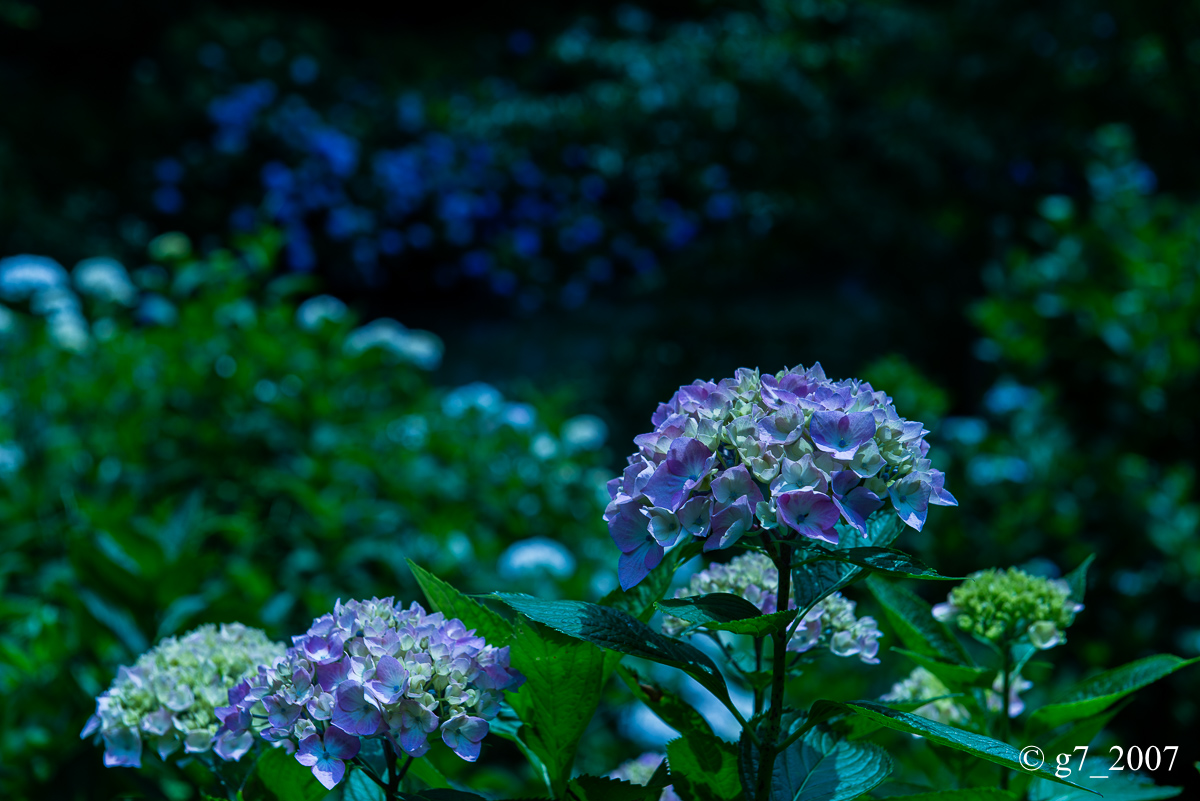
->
660, 553, 882, 663
607, 364, 957, 587
218, 597, 523, 789
81, 624, 285, 768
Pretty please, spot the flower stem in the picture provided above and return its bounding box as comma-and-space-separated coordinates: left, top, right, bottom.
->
755, 538, 793, 801
999, 646, 1011, 791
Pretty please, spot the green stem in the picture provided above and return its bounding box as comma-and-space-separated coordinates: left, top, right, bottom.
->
753, 637, 764, 716
755, 538, 793, 801
999, 646, 1011, 791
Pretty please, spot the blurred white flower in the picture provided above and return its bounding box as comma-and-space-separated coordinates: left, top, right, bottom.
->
344, 318, 443, 369
498, 537, 576, 580
0, 255, 68, 300
296, 294, 347, 330
74, 258, 137, 305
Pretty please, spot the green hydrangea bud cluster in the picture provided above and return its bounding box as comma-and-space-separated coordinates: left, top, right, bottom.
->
81, 623, 285, 767
932, 567, 1082, 649
881, 667, 969, 726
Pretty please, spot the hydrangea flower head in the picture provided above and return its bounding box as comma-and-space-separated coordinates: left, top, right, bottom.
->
932, 567, 1083, 648
881, 667, 970, 726
217, 597, 523, 790
81, 623, 285, 768
607, 364, 956, 588
661, 552, 882, 663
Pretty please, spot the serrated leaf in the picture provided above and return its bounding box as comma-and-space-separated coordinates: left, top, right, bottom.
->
667, 733, 742, 801
1012, 701, 1133, 797
792, 559, 861, 615
893, 648, 992, 688
739, 725, 891, 801
566, 775, 661, 801
505, 617, 608, 798
1029, 655, 1200, 730
408, 559, 514, 648
617, 664, 715, 740
794, 544, 956, 581
823, 700, 1094, 794
866, 575, 971, 666
793, 515, 904, 614
1028, 757, 1182, 801
257, 746, 330, 801
656, 592, 797, 636
492, 593, 733, 711
1063, 555, 1094, 605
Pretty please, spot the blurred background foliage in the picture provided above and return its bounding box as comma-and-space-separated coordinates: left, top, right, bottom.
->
1, 0, 1199, 798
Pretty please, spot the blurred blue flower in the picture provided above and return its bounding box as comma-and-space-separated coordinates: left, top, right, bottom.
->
153, 186, 184, 215
508, 30, 535, 56
498, 537, 576, 580
290, 55, 319, 85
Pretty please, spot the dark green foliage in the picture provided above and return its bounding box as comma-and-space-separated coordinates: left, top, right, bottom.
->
0, 232, 611, 798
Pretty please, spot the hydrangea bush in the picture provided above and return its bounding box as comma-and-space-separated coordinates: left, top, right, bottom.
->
78, 364, 1197, 801
0, 232, 612, 797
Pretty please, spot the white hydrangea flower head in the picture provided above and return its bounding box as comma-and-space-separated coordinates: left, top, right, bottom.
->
81, 623, 286, 768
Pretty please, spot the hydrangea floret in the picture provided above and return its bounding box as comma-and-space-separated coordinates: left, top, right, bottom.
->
932, 567, 1083, 649
215, 597, 523, 790
661, 552, 883, 663
81, 623, 285, 768
606, 364, 957, 588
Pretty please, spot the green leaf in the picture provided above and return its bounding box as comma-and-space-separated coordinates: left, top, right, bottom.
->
879, 790, 1017, 801
656, 592, 797, 636
792, 514, 904, 614
487, 705, 551, 793
893, 648, 993, 688
1029, 655, 1200, 730
666, 732, 742, 801
794, 544, 957, 580
866, 575, 972, 665
617, 664, 715, 740
603, 541, 701, 621
792, 560, 861, 616
343, 769, 386, 801
408, 559, 514, 648
1028, 757, 1182, 801
1012, 700, 1132, 796
1063, 555, 1095, 605
825, 699, 1094, 794
492, 593, 733, 711
739, 726, 891, 801
399, 791, 490, 801
257, 747, 330, 801
505, 617, 609, 799
566, 775, 661, 801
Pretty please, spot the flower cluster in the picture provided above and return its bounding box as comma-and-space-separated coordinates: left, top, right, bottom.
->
932, 567, 1083, 649
81, 623, 284, 768
881, 667, 969, 726
661, 552, 883, 663
215, 598, 523, 790
609, 752, 681, 801
607, 364, 957, 587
